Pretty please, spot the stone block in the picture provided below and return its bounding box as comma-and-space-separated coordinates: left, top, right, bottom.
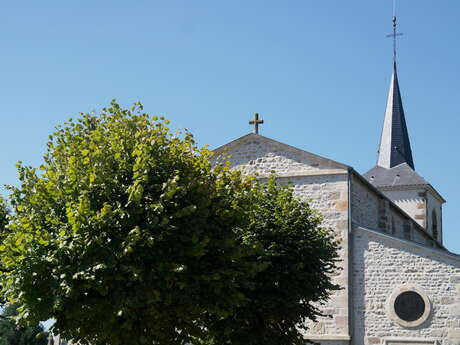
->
328, 191, 341, 200
310, 322, 326, 335
451, 276, 460, 283
336, 219, 349, 229
416, 202, 426, 209
442, 297, 456, 305
449, 328, 460, 339
448, 320, 460, 328
430, 328, 447, 337
450, 304, 460, 316
334, 201, 349, 211
367, 337, 381, 345
335, 315, 348, 326
447, 340, 460, 345
331, 294, 348, 305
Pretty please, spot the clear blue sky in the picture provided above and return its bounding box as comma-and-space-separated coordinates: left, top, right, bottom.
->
1, 1, 459, 252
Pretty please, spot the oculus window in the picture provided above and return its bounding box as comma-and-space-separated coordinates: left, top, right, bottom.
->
387, 286, 431, 327
394, 291, 425, 322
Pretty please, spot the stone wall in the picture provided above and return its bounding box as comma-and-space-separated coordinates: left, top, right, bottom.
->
426, 191, 443, 244
213, 135, 351, 340
350, 175, 434, 247
283, 174, 350, 338
351, 175, 380, 231
352, 227, 460, 345
370, 185, 444, 247
380, 189, 426, 229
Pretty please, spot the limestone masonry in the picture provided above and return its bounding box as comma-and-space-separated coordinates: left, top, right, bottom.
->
213, 132, 460, 345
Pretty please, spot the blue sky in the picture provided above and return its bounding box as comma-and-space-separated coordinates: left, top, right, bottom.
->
1, 1, 459, 252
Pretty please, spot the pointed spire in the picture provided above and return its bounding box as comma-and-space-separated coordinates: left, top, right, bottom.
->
377, 62, 414, 169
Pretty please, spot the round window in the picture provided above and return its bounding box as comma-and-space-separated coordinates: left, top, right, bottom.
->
394, 291, 425, 322
387, 286, 431, 327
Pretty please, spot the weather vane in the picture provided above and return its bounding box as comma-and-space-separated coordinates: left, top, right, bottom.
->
386, 0, 403, 63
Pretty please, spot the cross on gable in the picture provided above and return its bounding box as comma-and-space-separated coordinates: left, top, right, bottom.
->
249, 113, 264, 134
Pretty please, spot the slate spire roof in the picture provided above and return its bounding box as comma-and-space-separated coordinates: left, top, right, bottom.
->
377, 62, 414, 170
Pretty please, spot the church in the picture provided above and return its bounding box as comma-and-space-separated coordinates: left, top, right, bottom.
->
212, 18, 460, 345
46, 15, 460, 345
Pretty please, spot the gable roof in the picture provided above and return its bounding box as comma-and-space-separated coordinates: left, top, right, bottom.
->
212, 133, 350, 176
377, 62, 415, 170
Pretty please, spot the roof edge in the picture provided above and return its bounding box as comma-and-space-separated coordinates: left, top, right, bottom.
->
212, 133, 351, 170
356, 226, 459, 261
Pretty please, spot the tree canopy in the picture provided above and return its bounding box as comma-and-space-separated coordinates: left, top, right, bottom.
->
0, 197, 9, 306
0, 101, 340, 345
0, 197, 7, 231
0, 304, 48, 345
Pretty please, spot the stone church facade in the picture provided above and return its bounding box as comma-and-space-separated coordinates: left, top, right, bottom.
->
213, 61, 460, 345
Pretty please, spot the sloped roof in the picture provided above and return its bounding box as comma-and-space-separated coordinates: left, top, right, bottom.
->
364, 163, 427, 187
377, 62, 415, 170
363, 163, 445, 203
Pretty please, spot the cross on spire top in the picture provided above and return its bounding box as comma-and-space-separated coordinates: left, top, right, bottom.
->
386, 2, 403, 64
249, 113, 264, 134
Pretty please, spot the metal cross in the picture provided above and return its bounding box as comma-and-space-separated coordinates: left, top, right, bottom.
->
386, 14, 403, 63
249, 113, 264, 134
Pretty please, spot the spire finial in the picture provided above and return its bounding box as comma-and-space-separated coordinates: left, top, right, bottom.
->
386, 0, 403, 64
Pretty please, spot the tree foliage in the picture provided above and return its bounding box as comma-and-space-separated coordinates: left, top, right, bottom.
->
0, 197, 7, 232
0, 304, 47, 345
200, 180, 341, 345
0, 197, 9, 306
0, 101, 340, 345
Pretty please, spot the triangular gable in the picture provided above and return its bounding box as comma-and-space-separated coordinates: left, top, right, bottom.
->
212, 133, 349, 178
355, 225, 460, 267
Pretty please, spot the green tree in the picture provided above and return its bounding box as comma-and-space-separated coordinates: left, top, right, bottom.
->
0, 197, 7, 232
0, 101, 339, 345
0, 196, 9, 307
0, 304, 47, 345
200, 179, 340, 345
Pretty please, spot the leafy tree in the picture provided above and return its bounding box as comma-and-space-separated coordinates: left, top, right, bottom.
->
0, 197, 9, 307
0, 304, 48, 345
0, 197, 7, 232
0, 101, 339, 345
199, 179, 340, 345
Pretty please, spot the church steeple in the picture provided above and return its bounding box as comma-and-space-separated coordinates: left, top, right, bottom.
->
364, 9, 445, 241
377, 14, 414, 170
377, 62, 414, 169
